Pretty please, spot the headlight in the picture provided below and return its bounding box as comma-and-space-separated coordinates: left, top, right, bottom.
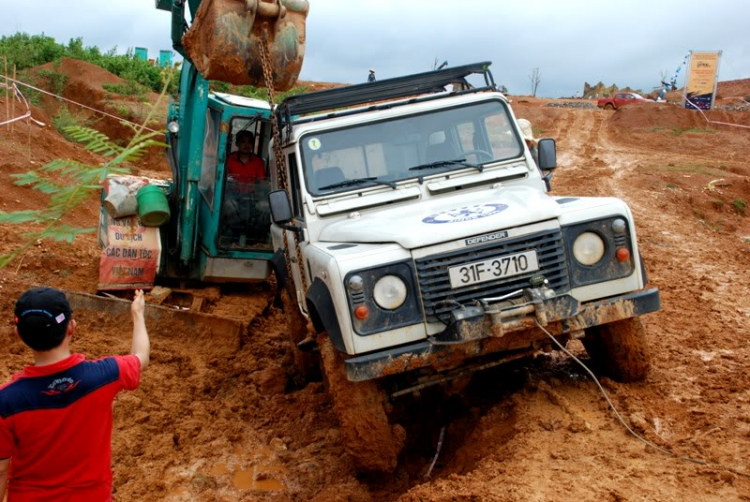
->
573, 232, 605, 265
373, 275, 407, 310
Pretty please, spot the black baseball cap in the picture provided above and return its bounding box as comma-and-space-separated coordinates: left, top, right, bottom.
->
15, 287, 73, 351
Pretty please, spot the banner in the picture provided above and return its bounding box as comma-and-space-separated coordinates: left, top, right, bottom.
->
98, 213, 162, 290
684, 51, 721, 110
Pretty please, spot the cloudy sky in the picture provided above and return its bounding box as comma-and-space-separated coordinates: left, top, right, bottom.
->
1, 0, 748, 97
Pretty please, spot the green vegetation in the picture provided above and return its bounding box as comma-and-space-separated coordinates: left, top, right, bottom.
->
732, 199, 746, 215
36, 68, 68, 95
666, 183, 677, 190
0, 77, 172, 268
0, 126, 163, 267
0, 33, 178, 94
117, 105, 131, 119
209, 81, 309, 104
52, 107, 88, 140
102, 81, 149, 100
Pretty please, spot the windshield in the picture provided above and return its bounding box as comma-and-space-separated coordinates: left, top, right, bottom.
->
300, 100, 523, 195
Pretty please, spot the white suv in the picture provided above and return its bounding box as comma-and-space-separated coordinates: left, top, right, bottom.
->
267, 62, 659, 472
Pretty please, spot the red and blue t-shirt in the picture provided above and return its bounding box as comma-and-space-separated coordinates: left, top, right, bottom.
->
0, 353, 141, 501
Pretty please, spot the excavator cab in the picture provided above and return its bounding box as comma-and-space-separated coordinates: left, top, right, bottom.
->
159, 82, 276, 283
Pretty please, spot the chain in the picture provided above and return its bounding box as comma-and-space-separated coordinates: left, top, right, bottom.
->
259, 32, 309, 294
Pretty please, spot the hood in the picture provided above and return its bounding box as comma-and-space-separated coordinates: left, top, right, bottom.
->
318, 186, 561, 248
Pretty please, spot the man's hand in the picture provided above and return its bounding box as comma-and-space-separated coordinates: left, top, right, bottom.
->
131, 289, 145, 318
130, 290, 150, 371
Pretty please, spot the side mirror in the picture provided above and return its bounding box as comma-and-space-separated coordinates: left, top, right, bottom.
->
268, 190, 293, 225
537, 138, 556, 171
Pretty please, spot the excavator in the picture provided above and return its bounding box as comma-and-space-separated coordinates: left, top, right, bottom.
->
73, 0, 310, 342
97, 0, 309, 292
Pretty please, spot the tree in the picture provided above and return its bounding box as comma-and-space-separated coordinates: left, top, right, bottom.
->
529, 67, 541, 97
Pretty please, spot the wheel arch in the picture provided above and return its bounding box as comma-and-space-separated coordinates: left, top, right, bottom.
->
306, 277, 347, 352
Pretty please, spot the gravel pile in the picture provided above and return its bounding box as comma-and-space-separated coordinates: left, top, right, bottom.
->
544, 101, 597, 109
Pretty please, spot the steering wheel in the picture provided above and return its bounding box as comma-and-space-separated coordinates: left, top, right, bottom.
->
461, 149, 494, 162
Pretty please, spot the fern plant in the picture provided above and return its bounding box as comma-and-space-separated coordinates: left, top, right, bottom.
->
0, 81, 169, 268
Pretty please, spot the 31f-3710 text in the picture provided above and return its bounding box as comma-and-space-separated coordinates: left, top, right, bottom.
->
448, 250, 539, 289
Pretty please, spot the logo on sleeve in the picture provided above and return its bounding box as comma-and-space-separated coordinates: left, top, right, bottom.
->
42, 377, 80, 396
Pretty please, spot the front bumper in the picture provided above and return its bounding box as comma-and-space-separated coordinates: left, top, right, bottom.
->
344, 288, 660, 382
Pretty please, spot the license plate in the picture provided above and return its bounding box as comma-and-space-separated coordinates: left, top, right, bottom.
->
448, 250, 539, 289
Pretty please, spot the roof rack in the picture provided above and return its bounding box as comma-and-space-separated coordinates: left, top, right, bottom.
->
276, 61, 496, 136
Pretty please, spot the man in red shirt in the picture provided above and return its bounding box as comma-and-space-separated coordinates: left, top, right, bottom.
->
0, 287, 150, 501
226, 129, 266, 190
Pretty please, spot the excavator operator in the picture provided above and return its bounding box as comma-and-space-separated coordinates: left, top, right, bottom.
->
222, 130, 271, 246
226, 130, 266, 191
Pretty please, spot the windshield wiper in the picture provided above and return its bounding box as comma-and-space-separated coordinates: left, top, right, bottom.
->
319, 177, 397, 191
408, 158, 484, 173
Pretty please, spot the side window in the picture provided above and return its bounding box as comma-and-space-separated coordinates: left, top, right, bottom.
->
198, 108, 221, 209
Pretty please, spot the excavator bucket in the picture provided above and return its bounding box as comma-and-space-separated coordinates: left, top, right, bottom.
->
182, 0, 309, 90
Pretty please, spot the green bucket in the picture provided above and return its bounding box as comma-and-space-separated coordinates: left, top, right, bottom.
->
136, 185, 171, 227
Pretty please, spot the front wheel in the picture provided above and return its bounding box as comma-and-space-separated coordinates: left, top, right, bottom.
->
604, 103, 615, 110
319, 336, 406, 472
281, 288, 320, 385
582, 317, 650, 382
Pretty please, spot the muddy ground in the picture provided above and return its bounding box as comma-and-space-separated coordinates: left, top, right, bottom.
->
0, 61, 749, 500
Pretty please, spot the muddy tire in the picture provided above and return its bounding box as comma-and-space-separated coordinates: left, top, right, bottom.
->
280, 288, 320, 384
604, 103, 615, 110
582, 316, 650, 382
319, 336, 406, 472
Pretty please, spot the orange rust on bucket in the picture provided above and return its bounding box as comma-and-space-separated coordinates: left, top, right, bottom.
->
182, 0, 309, 90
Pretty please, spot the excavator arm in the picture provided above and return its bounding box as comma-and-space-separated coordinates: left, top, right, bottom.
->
156, 0, 309, 90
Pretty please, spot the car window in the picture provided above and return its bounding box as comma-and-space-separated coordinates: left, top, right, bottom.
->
299, 100, 522, 195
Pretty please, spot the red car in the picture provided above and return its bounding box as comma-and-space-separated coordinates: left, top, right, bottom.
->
597, 92, 653, 110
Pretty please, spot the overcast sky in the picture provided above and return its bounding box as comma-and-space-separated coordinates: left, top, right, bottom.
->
1, 0, 748, 97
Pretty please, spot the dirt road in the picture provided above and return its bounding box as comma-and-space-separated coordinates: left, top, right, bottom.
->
1, 67, 749, 500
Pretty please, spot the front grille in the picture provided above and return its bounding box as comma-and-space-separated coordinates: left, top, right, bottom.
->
415, 228, 570, 323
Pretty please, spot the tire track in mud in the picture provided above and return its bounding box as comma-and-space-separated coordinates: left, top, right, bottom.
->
554, 108, 605, 170
556, 108, 750, 493
400, 106, 750, 501
395, 108, 750, 500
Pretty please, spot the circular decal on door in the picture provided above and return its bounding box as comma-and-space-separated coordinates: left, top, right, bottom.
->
422, 203, 508, 224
